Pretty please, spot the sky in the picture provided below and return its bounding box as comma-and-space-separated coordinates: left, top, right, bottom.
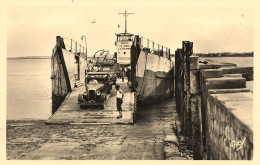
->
4, 0, 254, 57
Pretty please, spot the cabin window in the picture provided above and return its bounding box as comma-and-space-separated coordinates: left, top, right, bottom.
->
118, 35, 133, 41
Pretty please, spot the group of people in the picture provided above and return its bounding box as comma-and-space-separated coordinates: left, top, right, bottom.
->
121, 65, 131, 82
87, 64, 101, 72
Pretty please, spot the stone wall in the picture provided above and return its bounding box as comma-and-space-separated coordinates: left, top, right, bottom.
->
207, 90, 253, 159
199, 67, 253, 160
174, 42, 253, 160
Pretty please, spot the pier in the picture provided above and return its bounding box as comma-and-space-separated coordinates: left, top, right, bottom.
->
174, 41, 253, 160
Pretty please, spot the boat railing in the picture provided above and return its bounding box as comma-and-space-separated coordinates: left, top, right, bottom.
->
63, 38, 87, 58
139, 36, 170, 58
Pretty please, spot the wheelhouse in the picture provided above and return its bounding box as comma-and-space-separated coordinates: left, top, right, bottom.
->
115, 33, 134, 65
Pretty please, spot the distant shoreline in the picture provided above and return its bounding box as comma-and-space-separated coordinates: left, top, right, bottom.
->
194, 52, 253, 57
170, 52, 253, 57
7, 56, 51, 59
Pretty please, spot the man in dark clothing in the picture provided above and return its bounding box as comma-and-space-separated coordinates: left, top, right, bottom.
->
121, 66, 125, 82
126, 67, 131, 82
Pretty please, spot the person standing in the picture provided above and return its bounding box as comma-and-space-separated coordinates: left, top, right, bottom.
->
126, 66, 131, 82
93, 65, 98, 72
121, 66, 125, 82
116, 85, 124, 118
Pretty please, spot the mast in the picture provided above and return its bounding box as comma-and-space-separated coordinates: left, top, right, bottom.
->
118, 10, 134, 33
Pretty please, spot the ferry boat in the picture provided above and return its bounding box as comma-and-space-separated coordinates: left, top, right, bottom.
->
116, 10, 174, 104
51, 36, 87, 112
50, 10, 174, 111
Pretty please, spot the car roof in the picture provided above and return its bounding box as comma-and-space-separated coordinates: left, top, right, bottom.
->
86, 72, 108, 78
87, 72, 108, 75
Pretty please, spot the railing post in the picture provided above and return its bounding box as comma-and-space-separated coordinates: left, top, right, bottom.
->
162, 46, 164, 57
71, 39, 72, 52
75, 42, 77, 54
141, 37, 143, 48
158, 44, 160, 55
153, 41, 154, 52
169, 49, 171, 59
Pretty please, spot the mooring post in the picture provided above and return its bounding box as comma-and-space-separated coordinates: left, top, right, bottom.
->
175, 48, 185, 133
175, 49, 179, 113
190, 55, 203, 159
182, 41, 193, 150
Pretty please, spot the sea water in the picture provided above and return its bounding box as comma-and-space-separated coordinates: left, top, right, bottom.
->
6, 57, 253, 120
7, 59, 52, 120
199, 57, 253, 67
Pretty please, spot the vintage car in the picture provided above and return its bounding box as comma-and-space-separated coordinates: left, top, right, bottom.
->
99, 64, 117, 85
78, 72, 112, 109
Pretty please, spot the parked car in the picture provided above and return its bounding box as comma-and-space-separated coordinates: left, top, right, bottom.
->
78, 72, 112, 109
99, 64, 117, 85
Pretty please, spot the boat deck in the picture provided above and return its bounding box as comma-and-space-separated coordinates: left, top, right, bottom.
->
47, 80, 135, 124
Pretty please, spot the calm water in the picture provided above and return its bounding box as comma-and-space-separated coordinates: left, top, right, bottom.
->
6, 57, 253, 120
199, 57, 253, 67
7, 59, 52, 120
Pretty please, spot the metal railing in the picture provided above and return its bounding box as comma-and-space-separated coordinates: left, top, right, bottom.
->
140, 36, 170, 58
63, 38, 87, 58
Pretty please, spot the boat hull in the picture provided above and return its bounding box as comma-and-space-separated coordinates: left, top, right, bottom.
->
134, 50, 174, 105
51, 36, 86, 113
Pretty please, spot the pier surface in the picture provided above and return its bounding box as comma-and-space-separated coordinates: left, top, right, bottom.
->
47, 80, 134, 124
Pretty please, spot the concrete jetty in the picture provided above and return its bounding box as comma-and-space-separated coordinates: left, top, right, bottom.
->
47, 81, 135, 124
174, 41, 253, 160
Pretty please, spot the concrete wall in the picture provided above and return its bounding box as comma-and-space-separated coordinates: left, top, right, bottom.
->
207, 90, 253, 159
199, 66, 253, 160
175, 42, 253, 160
